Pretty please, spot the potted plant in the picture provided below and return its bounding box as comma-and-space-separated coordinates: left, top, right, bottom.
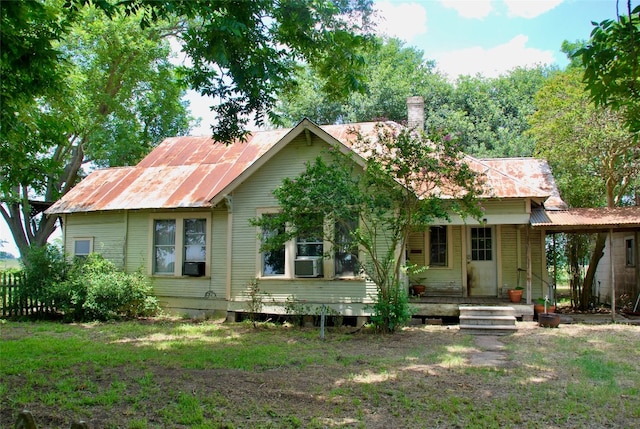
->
534, 297, 555, 314
406, 264, 427, 297
507, 286, 523, 303
538, 295, 561, 328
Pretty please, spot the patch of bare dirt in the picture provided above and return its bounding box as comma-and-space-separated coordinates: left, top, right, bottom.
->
2, 321, 639, 428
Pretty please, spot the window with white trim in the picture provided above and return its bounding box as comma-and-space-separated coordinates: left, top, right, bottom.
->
261, 213, 286, 276
407, 226, 451, 269
72, 237, 93, 258
153, 219, 176, 274
151, 214, 209, 276
429, 226, 447, 267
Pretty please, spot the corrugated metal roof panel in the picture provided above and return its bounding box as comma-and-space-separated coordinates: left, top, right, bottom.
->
47, 120, 563, 215
531, 207, 640, 229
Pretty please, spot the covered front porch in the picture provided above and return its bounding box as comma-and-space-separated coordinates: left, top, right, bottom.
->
409, 296, 534, 321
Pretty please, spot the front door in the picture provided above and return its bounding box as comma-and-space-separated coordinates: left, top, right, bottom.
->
467, 226, 497, 296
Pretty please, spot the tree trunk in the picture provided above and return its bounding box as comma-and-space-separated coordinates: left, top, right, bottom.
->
580, 232, 608, 310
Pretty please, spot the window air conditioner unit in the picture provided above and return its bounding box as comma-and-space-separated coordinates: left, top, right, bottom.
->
294, 257, 323, 277
184, 261, 205, 277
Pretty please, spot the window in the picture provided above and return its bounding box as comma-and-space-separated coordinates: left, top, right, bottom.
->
296, 214, 324, 258
471, 227, 492, 261
429, 226, 447, 266
184, 219, 206, 262
73, 238, 93, 258
335, 216, 358, 277
154, 219, 176, 274
151, 214, 209, 276
626, 238, 635, 267
262, 213, 285, 276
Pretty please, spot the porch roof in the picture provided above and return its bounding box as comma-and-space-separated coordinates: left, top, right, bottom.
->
530, 207, 640, 233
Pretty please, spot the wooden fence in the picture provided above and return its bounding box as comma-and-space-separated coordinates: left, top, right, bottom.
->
1, 272, 56, 318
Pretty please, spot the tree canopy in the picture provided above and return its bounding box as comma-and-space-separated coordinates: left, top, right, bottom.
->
67, 0, 377, 142
576, 1, 640, 136
276, 37, 556, 158
1, 6, 192, 257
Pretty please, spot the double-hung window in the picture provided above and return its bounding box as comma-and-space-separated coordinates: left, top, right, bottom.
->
429, 226, 447, 267
407, 226, 451, 269
152, 215, 209, 276
335, 216, 358, 277
261, 213, 286, 276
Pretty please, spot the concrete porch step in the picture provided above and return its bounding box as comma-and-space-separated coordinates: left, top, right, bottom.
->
459, 324, 518, 335
459, 305, 517, 335
460, 315, 517, 326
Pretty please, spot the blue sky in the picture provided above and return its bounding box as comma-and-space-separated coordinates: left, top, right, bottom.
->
375, 0, 633, 78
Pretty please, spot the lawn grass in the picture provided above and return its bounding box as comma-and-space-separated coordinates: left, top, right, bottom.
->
1, 318, 639, 428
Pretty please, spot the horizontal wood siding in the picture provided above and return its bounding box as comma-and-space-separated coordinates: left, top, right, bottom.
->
230, 133, 371, 308
64, 212, 126, 268
421, 226, 464, 294
482, 200, 526, 215
124, 212, 147, 273
500, 225, 520, 291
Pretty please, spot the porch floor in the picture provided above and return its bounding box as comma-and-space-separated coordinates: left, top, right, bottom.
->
409, 296, 534, 320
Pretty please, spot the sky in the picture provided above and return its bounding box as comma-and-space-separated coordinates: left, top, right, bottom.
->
0, 0, 635, 257
184, 0, 631, 136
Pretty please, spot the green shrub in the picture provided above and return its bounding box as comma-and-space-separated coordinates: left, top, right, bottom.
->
56, 254, 160, 321
369, 283, 414, 333
18, 245, 69, 315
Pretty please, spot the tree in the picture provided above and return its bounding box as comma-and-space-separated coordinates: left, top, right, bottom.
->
1, 7, 192, 258
67, 0, 377, 142
576, 1, 640, 136
276, 38, 554, 158
276, 37, 450, 125
529, 68, 640, 309
252, 125, 483, 332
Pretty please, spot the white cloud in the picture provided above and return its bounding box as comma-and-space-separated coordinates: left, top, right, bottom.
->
434, 34, 555, 79
373, 1, 428, 41
440, 0, 493, 19
503, 0, 564, 19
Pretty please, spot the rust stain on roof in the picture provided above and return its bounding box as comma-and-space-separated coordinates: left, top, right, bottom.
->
47, 120, 563, 215
531, 207, 640, 230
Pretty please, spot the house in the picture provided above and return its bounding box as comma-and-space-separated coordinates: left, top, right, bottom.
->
46, 99, 566, 322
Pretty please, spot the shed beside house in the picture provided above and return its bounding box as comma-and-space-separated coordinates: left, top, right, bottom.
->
46, 116, 565, 321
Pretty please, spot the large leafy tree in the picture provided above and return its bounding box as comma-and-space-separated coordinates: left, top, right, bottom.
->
276, 38, 554, 158
252, 125, 483, 332
577, 1, 640, 136
529, 68, 640, 309
1, 8, 192, 258
276, 37, 450, 125
68, 0, 377, 142
429, 67, 556, 158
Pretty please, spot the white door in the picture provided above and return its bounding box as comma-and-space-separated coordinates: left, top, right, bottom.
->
467, 227, 497, 296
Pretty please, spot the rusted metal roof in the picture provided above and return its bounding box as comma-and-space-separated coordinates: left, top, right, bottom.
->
47, 119, 561, 215
476, 158, 567, 209
531, 207, 640, 232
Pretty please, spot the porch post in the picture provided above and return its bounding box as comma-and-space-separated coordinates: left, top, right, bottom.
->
526, 225, 532, 304
610, 228, 615, 322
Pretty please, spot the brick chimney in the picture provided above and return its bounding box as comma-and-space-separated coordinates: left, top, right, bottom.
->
406, 96, 424, 130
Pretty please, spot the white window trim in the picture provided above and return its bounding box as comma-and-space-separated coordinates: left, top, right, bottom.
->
256, 208, 289, 279
148, 212, 211, 277
256, 209, 361, 280
426, 225, 453, 270
72, 237, 94, 257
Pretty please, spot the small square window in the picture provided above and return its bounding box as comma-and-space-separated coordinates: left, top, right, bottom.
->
73, 238, 93, 258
